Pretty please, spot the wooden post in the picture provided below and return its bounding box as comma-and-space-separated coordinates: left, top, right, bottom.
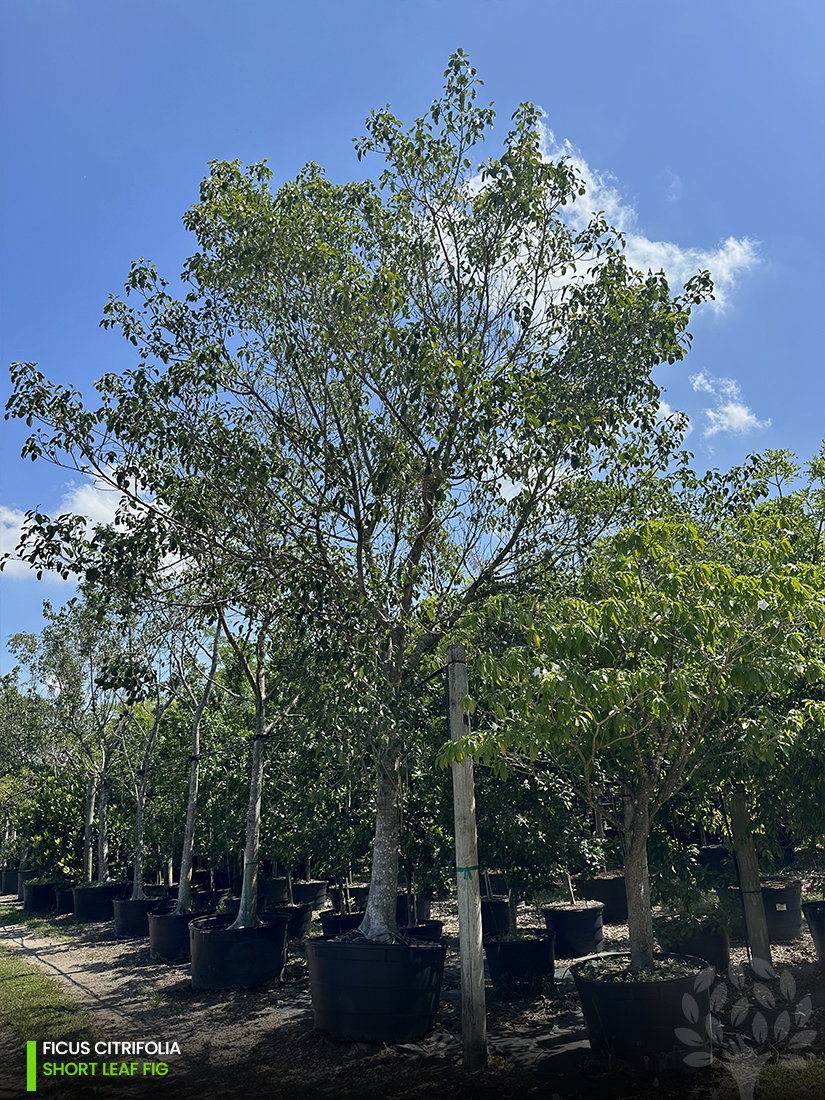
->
447, 644, 487, 1072
730, 784, 772, 968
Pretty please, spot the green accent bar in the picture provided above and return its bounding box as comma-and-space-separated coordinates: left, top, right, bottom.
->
26, 1041, 36, 1092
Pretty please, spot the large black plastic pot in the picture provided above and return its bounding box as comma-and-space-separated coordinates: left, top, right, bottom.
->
698, 845, 733, 876
655, 921, 730, 973
481, 898, 511, 937
579, 872, 628, 924
113, 897, 162, 937
23, 881, 57, 912
291, 881, 328, 910
2, 869, 19, 895
264, 902, 313, 939
402, 920, 444, 942
481, 872, 508, 898
72, 883, 128, 922
761, 879, 802, 942
320, 910, 365, 937
17, 869, 39, 900
148, 906, 208, 962
571, 952, 714, 1076
727, 880, 803, 943
306, 938, 447, 1042
802, 901, 825, 963
262, 878, 290, 905
189, 914, 290, 989
485, 933, 555, 995
190, 888, 228, 910
542, 903, 604, 958
55, 888, 75, 915
348, 885, 370, 908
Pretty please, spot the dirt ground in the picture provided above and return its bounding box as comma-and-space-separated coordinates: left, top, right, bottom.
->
1, 895, 823, 1100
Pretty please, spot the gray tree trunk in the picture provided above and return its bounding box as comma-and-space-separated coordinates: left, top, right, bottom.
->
176, 626, 221, 916
97, 771, 109, 883
231, 696, 266, 930
624, 796, 654, 972
83, 773, 96, 883
359, 760, 401, 942
130, 767, 149, 901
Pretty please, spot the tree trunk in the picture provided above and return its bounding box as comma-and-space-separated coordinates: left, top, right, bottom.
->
624, 798, 654, 972
97, 771, 109, 883
359, 758, 401, 942
130, 768, 149, 901
730, 784, 772, 968
83, 773, 96, 884
176, 626, 221, 916
230, 703, 265, 930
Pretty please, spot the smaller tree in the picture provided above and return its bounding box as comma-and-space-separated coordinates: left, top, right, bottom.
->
446, 507, 825, 971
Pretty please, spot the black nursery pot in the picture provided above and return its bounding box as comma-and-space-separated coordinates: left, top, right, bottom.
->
72, 883, 128, 922
23, 881, 57, 912
2, 869, 19, 895
698, 845, 733, 877
306, 938, 447, 1043
189, 914, 290, 989
291, 881, 328, 910
579, 872, 628, 923
542, 903, 604, 958
402, 920, 444, 942
17, 869, 39, 900
113, 897, 162, 938
658, 924, 730, 973
481, 898, 511, 937
802, 901, 825, 963
55, 887, 75, 915
264, 902, 313, 939
484, 933, 555, 995
261, 878, 290, 905
148, 906, 206, 962
319, 910, 365, 937
571, 952, 714, 1076
761, 879, 803, 942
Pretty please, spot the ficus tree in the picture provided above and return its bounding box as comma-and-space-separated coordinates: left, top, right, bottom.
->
4, 53, 714, 939
445, 506, 825, 971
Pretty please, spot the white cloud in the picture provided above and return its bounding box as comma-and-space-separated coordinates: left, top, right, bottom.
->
58, 478, 122, 528
656, 401, 693, 437
703, 401, 771, 438
661, 169, 682, 203
688, 370, 771, 438
1, 505, 69, 581
689, 371, 717, 395
1, 477, 122, 580
537, 123, 759, 312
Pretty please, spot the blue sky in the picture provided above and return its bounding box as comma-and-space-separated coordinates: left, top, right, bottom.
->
1, 0, 823, 671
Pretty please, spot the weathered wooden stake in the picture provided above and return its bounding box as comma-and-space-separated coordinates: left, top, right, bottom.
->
730, 784, 772, 968
447, 644, 487, 1072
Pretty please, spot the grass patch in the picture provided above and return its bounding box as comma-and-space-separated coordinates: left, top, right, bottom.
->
756, 1056, 825, 1098
0, 943, 96, 1043
0, 903, 76, 941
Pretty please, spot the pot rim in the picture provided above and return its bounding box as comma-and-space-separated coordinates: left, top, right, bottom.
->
542, 901, 605, 912
189, 913, 290, 935
306, 936, 446, 954
570, 950, 715, 986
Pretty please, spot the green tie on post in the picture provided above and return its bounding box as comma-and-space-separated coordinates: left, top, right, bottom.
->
27, 1041, 36, 1091
456, 865, 480, 880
